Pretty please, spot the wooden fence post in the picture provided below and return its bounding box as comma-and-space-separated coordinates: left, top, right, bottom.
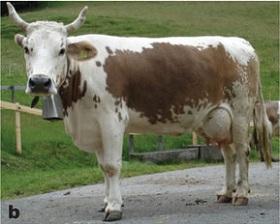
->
192, 132, 197, 145
128, 134, 134, 160
15, 103, 22, 154
157, 135, 164, 150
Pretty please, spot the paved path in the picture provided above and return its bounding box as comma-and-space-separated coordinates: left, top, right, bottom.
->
1, 163, 279, 224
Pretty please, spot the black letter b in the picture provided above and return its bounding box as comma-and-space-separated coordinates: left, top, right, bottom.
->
9, 205, 20, 219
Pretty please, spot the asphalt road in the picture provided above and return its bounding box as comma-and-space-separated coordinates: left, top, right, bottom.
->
1, 163, 279, 224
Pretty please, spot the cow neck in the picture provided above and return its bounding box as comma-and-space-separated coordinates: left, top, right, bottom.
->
58, 57, 87, 116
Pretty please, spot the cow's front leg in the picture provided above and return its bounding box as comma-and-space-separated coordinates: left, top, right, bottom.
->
98, 117, 125, 221
217, 144, 236, 203
95, 150, 109, 212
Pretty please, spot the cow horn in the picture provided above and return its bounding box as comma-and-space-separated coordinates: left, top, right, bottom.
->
65, 6, 88, 33
6, 2, 29, 31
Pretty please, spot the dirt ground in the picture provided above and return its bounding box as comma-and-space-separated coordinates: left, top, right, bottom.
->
1, 162, 279, 224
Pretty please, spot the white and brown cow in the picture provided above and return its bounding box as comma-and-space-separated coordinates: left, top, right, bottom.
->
265, 101, 280, 137
251, 101, 279, 161
7, 3, 272, 221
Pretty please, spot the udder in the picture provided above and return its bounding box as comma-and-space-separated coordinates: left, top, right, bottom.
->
198, 106, 232, 147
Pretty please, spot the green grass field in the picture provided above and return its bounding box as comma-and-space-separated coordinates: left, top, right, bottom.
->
1, 2, 279, 199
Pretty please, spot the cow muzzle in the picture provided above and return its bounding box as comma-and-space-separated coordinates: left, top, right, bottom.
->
26, 74, 57, 95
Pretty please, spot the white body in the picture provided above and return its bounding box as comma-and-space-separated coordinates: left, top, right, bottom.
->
61, 34, 261, 212
64, 34, 254, 151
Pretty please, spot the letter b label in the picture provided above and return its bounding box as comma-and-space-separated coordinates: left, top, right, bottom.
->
9, 205, 20, 219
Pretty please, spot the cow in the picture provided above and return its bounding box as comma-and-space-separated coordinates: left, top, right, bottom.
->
251, 101, 279, 161
7, 3, 272, 221
265, 101, 280, 137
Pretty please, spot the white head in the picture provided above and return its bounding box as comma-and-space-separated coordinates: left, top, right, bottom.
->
7, 2, 89, 96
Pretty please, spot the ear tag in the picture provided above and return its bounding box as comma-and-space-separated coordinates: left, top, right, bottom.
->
79, 50, 88, 60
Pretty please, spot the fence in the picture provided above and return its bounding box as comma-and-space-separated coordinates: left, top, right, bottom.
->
1, 85, 41, 154
0, 100, 42, 154
127, 133, 198, 159
1, 85, 25, 102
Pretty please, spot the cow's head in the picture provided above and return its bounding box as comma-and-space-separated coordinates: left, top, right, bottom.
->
7, 2, 90, 96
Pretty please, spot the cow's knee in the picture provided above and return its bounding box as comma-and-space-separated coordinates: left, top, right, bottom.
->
100, 163, 120, 177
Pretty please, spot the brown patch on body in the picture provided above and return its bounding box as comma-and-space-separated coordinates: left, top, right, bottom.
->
93, 95, 101, 103
114, 99, 123, 107
96, 61, 102, 67
59, 69, 87, 116
106, 46, 113, 55
118, 112, 122, 121
93, 95, 101, 109
104, 43, 242, 124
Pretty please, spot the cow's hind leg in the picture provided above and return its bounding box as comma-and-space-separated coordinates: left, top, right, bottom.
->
217, 144, 236, 203
232, 116, 250, 206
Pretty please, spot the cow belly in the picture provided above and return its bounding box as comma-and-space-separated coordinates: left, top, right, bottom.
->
126, 104, 233, 146
126, 105, 210, 135
126, 110, 187, 135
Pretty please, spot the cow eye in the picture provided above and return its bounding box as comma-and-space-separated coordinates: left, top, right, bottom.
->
59, 48, 65, 56
24, 47, 29, 54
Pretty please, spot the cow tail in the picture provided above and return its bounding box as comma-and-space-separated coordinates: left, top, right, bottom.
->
253, 75, 272, 167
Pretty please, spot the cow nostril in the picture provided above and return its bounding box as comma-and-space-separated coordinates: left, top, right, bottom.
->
44, 79, 51, 87
29, 79, 36, 88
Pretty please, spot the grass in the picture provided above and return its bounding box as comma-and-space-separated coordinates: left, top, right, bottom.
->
1, 2, 279, 199
1, 2, 279, 98
2, 160, 209, 199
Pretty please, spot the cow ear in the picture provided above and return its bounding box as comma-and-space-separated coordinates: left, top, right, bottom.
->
14, 34, 25, 47
67, 41, 97, 61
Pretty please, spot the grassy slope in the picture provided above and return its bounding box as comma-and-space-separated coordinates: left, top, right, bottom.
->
1, 2, 279, 199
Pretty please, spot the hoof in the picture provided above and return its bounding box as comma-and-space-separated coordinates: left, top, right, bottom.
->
232, 197, 248, 206
98, 203, 107, 213
104, 210, 122, 222
217, 195, 232, 203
